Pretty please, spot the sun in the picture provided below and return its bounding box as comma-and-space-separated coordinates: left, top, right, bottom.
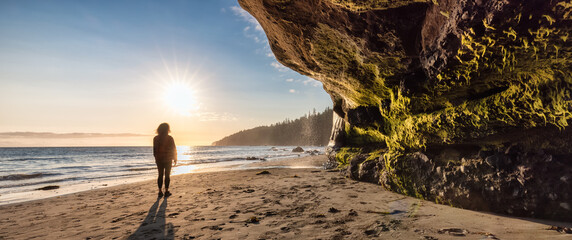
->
163, 81, 199, 116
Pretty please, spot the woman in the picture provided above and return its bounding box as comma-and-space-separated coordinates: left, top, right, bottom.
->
153, 123, 177, 198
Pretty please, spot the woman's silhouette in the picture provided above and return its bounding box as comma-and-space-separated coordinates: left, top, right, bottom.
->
153, 123, 177, 198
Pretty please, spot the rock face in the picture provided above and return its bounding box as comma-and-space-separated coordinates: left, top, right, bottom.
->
239, 0, 572, 221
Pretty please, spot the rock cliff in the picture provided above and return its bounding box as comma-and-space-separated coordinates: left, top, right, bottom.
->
238, 0, 572, 221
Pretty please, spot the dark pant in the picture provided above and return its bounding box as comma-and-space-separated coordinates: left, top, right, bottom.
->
156, 160, 172, 190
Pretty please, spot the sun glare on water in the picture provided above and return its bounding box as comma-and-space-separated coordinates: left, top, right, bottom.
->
163, 81, 199, 116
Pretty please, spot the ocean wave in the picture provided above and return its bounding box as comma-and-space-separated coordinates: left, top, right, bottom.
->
56, 166, 92, 170
177, 154, 304, 165
2, 157, 73, 162
185, 157, 244, 164
0, 173, 61, 181
104, 154, 150, 159
82, 173, 142, 180
0, 177, 77, 189
126, 167, 156, 172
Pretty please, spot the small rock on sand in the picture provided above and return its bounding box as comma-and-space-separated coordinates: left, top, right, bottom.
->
547, 226, 572, 234
438, 228, 468, 236
246, 216, 259, 223
256, 170, 271, 175
328, 207, 340, 213
292, 146, 304, 152
348, 209, 358, 216
36, 185, 60, 191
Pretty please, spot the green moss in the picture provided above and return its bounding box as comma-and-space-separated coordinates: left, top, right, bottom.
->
331, 2, 571, 201
335, 147, 361, 168
439, 11, 450, 18
344, 123, 386, 146
312, 24, 401, 107
349, 7, 570, 153
335, 147, 386, 170
365, 148, 385, 162
380, 152, 426, 199
434, 196, 453, 206
329, 0, 429, 12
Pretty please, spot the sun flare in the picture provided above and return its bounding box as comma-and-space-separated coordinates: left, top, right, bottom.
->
163, 82, 199, 116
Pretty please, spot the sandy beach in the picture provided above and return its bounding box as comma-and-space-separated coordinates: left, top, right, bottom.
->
0, 155, 570, 240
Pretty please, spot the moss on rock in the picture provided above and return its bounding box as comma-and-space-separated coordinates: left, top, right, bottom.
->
329, 0, 430, 12
239, 0, 572, 221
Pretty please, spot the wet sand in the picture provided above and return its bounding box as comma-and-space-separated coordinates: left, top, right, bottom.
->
0, 155, 570, 239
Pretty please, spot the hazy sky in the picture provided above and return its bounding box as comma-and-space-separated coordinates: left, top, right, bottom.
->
0, 0, 332, 147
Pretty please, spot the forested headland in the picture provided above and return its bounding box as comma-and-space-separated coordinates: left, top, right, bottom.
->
212, 108, 333, 146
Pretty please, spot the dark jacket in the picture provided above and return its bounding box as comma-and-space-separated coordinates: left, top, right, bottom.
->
153, 135, 177, 162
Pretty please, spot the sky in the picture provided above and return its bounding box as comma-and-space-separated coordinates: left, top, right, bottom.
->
0, 0, 332, 147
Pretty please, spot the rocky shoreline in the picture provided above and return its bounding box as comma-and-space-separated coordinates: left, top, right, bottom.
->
335, 143, 572, 221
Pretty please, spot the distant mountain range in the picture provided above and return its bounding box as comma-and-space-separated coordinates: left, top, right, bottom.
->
212, 108, 333, 146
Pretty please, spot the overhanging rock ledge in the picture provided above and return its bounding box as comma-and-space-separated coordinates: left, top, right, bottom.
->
239, 0, 572, 221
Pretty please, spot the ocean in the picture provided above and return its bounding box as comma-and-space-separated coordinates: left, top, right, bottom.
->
0, 146, 324, 205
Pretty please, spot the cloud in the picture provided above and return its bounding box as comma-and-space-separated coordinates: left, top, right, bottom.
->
230, 5, 274, 57
271, 61, 289, 72
289, 89, 298, 94
0, 132, 150, 138
303, 77, 322, 87
196, 112, 238, 122
231, 5, 265, 44
285, 77, 322, 87
230, 6, 264, 33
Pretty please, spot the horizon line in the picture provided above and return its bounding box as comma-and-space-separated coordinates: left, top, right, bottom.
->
0, 131, 152, 139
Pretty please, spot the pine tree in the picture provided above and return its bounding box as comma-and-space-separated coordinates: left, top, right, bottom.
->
212, 107, 333, 146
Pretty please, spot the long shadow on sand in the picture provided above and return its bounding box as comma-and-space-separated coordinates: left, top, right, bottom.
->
127, 197, 174, 239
